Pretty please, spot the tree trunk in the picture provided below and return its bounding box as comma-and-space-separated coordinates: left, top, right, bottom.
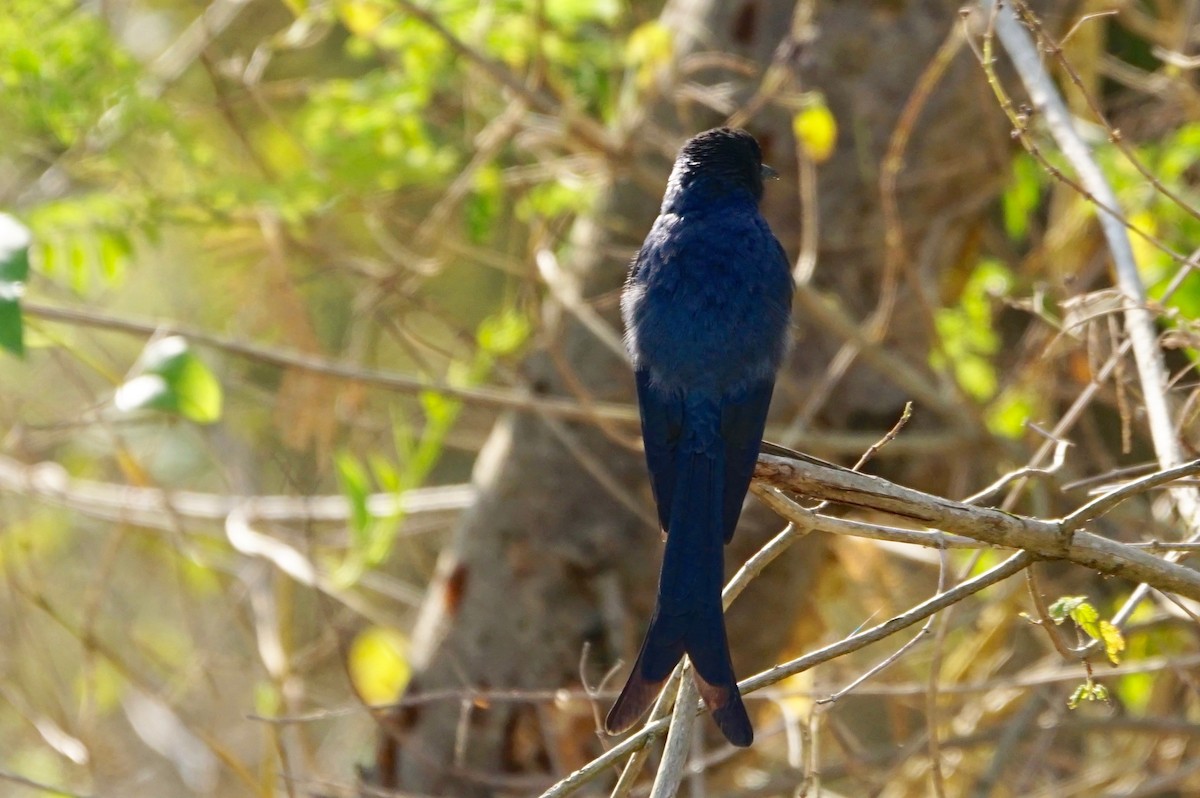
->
368, 1, 1010, 793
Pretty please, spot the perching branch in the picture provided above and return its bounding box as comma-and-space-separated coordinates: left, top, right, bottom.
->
754, 452, 1200, 601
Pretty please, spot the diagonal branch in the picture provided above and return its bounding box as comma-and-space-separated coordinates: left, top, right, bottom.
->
539, 550, 1036, 798
980, 0, 1200, 526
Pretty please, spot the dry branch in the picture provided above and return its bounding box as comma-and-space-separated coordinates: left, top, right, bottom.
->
980, 0, 1200, 525
0, 454, 473, 529
755, 453, 1200, 601
540, 550, 1036, 798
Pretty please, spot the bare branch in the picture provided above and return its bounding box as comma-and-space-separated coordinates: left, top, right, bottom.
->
751, 484, 983, 550
1063, 459, 1200, 533
980, 0, 1200, 528
647, 671, 698, 798
540, 551, 1035, 798
961, 435, 1070, 506
0, 454, 473, 529
754, 453, 1200, 601
23, 301, 639, 425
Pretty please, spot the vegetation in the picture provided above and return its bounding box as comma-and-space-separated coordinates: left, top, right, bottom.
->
1, 1, 1198, 796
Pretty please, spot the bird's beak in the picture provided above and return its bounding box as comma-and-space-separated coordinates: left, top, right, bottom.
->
760, 163, 780, 180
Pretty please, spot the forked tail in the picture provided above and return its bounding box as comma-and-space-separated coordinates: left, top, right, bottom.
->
605, 450, 753, 747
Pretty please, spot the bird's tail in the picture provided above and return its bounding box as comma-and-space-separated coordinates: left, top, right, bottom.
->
605, 450, 753, 747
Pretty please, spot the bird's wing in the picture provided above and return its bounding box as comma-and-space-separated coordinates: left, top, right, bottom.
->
634, 368, 682, 532
719, 378, 776, 543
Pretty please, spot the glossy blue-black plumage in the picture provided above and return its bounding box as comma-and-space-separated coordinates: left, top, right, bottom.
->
606, 128, 792, 747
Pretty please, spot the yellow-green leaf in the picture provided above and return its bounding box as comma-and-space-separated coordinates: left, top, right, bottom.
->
1067, 680, 1109, 709
337, 0, 387, 37
1069, 600, 1101, 641
793, 97, 838, 164
477, 308, 531, 357
1099, 620, 1125, 665
349, 627, 411, 705
625, 20, 673, 90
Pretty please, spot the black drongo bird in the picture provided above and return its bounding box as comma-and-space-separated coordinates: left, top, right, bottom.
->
606, 128, 793, 747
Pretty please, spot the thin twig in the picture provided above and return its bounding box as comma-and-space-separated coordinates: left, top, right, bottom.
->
1025, 568, 1081, 660
23, 300, 638, 425
539, 552, 1035, 798
814, 617, 933, 707
609, 670, 683, 798
877, 21, 968, 341
0, 769, 91, 798
1017, 3, 1200, 226
961, 436, 1070, 506
925, 545, 953, 798
853, 402, 914, 471
0, 454, 473, 526
739, 552, 1035, 693
790, 286, 972, 426
1063, 459, 1200, 533
981, 0, 1200, 530
751, 485, 984, 550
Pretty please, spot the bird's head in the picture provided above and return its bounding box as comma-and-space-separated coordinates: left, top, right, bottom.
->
663, 128, 775, 211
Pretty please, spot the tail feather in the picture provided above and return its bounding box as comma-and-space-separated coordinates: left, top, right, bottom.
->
606, 450, 754, 747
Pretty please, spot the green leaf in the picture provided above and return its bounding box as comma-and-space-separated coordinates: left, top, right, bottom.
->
97, 230, 131, 281
1047, 595, 1123, 663
931, 258, 1012, 402
515, 179, 593, 222
334, 451, 372, 547
1117, 671, 1153, 713
0, 213, 32, 357
419, 390, 457, 429
477, 308, 530, 357
333, 451, 404, 579
1047, 595, 1087, 624
114, 336, 223, 423
986, 388, 1036, 439
1067, 680, 1110, 709
369, 454, 400, 493
1002, 155, 1044, 241
1068, 600, 1102, 641
465, 164, 503, 243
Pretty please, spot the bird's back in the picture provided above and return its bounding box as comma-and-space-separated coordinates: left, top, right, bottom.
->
622, 203, 792, 396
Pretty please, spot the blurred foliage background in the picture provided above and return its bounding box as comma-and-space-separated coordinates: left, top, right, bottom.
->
1, 1, 1199, 796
